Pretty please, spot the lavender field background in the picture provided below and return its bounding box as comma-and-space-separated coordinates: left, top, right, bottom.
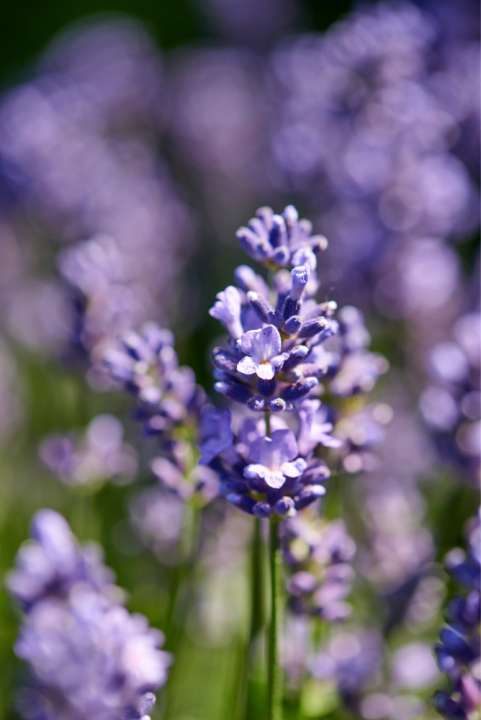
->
0, 1, 479, 718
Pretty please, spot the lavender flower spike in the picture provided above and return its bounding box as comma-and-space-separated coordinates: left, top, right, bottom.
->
202, 205, 387, 517
8, 509, 170, 720
102, 321, 217, 504
282, 509, 355, 620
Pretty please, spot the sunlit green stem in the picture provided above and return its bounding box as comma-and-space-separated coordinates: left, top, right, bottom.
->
267, 516, 283, 720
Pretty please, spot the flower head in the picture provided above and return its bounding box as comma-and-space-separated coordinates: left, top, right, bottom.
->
204, 205, 387, 516
282, 510, 355, 619
9, 510, 170, 720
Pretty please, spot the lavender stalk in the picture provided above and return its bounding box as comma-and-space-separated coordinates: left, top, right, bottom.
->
268, 515, 283, 720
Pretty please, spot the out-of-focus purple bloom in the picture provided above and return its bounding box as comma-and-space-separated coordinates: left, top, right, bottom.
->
375, 238, 462, 328
334, 403, 392, 474
310, 629, 383, 702
102, 322, 203, 436
0, 19, 193, 357
297, 399, 342, 456
392, 642, 439, 691
130, 488, 185, 565
151, 453, 219, 503
7, 509, 118, 611
434, 512, 481, 719
323, 306, 389, 397
102, 322, 217, 505
358, 478, 434, 593
39, 415, 137, 488
167, 48, 270, 223
9, 510, 170, 720
282, 509, 355, 620
421, 311, 481, 483
267, 2, 479, 314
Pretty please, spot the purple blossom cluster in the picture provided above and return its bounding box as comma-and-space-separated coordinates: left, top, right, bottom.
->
102, 322, 217, 503
281, 508, 355, 620
267, 2, 479, 315
8, 509, 170, 720
0, 19, 193, 358
434, 512, 481, 719
200, 205, 387, 517
39, 415, 137, 488
421, 311, 481, 483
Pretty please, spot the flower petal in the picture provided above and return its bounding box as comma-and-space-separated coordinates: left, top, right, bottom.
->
256, 361, 275, 380
237, 355, 257, 376
282, 458, 307, 478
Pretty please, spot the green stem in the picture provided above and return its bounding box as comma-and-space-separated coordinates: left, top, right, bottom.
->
241, 516, 265, 720
250, 517, 265, 640
267, 517, 283, 720
163, 504, 201, 719
264, 410, 272, 437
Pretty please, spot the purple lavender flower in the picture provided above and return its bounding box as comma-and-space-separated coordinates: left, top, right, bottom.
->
311, 629, 383, 703
267, 2, 479, 318
235, 205, 327, 272
0, 19, 193, 358
420, 310, 481, 483
244, 429, 306, 490
434, 512, 481, 719
102, 322, 217, 504
209, 207, 339, 413
102, 322, 203, 435
281, 509, 355, 620
202, 205, 387, 516
9, 510, 170, 720
7, 509, 118, 610
130, 488, 185, 564
39, 415, 137, 488
167, 48, 270, 224
200, 408, 330, 517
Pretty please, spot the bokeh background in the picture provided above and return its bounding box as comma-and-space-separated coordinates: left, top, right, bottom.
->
0, 0, 479, 718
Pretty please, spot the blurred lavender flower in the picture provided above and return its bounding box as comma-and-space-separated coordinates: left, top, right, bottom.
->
167, 48, 270, 225
102, 322, 203, 435
102, 322, 216, 504
392, 642, 439, 691
130, 488, 185, 565
0, 19, 193, 357
268, 2, 479, 309
334, 403, 392, 475
7, 509, 119, 611
311, 629, 383, 706
421, 310, 481, 483
434, 512, 481, 719
202, 205, 387, 517
40, 415, 137, 488
9, 510, 170, 720
358, 478, 434, 594
281, 508, 355, 620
